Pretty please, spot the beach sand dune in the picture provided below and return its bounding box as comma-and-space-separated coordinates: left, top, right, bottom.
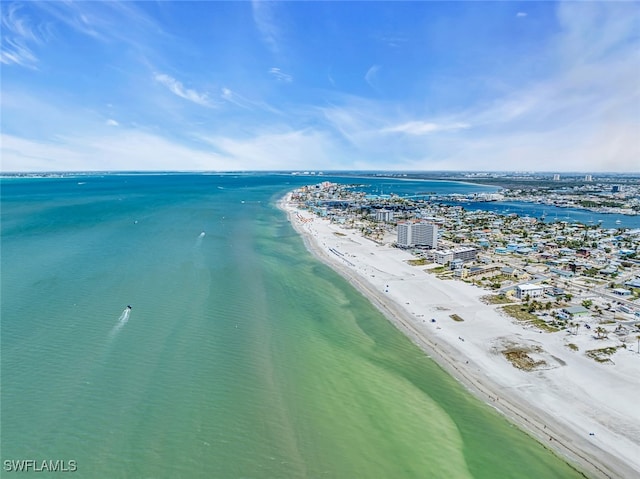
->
281, 195, 640, 479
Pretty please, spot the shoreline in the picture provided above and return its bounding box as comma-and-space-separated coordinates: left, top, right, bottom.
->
279, 194, 640, 479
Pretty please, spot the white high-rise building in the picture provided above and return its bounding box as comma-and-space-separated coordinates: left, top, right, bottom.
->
584, 174, 593, 182
396, 222, 438, 248
397, 223, 411, 247
553, 174, 560, 181
375, 209, 394, 222
412, 222, 438, 248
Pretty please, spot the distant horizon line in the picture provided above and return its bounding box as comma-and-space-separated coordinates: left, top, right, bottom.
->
1, 169, 639, 176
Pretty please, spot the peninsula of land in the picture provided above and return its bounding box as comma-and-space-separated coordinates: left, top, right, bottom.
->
280, 184, 640, 479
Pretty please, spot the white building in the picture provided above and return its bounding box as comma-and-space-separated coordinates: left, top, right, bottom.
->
434, 247, 478, 265
397, 222, 438, 248
397, 223, 411, 247
375, 209, 394, 222
515, 284, 545, 300
434, 250, 454, 264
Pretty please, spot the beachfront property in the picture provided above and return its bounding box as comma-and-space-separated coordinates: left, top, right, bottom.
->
515, 284, 545, 300
397, 221, 438, 248
434, 246, 478, 265
455, 264, 503, 279
289, 181, 640, 320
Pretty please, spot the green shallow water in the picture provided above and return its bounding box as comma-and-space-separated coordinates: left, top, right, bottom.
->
1, 174, 585, 478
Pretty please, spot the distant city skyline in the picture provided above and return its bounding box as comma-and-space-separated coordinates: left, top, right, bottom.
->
1, 1, 638, 172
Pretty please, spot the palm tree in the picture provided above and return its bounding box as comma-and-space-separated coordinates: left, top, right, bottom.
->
595, 327, 607, 339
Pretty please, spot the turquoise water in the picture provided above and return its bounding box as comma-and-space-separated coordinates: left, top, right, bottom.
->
2, 174, 585, 478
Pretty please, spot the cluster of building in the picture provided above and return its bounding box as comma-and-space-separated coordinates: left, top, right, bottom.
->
500, 181, 640, 215
290, 182, 640, 329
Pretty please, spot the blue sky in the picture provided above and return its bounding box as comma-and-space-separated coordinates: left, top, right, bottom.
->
1, 1, 638, 172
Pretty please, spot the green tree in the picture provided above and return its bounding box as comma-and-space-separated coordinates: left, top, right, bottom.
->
595, 327, 607, 339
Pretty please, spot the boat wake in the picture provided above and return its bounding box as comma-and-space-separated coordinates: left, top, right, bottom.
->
195, 231, 206, 247
109, 307, 131, 338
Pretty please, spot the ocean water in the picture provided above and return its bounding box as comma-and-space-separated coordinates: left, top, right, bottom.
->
1, 174, 585, 478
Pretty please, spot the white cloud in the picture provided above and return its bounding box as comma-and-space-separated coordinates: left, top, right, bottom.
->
364, 64, 381, 89
32, 1, 163, 49
383, 121, 470, 135
252, 1, 281, 55
220, 87, 254, 109
516, 12, 527, 18
154, 73, 214, 107
3, 1, 637, 174
379, 35, 409, 48
0, 3, 51, 68
198, 129, 344, 170
0, 131, 227, 172
269, 67, 292, 83
220, 87, 280, 114
221, 88, 232, 100
327, 71, 335, 87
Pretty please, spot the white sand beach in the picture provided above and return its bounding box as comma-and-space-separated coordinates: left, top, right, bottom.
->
281, 195, 640, 479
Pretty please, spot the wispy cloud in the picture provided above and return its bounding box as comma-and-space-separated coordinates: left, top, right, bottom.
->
199, 128, 343, 170
379, 35, 408, 48
364, 65, 381, 90
0, 3, 52, 68
327, 69, 336, 87
33, 1, 162, 44
269, 67, 292, 83
3, 2, 638, 173
1, 131, 227, 172
220, 87, 280, 114
252, 1, 282, 55
154, 73, 215, 107
383, 121, 470, 135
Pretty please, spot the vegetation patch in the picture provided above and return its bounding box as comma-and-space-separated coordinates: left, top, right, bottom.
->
566, 343, 579, 351
481, 294, 513, 305
502, 346, 547, 371
531, 318, 560, 332
425, 266, 447, 274
450, 314, 464, 322
585, 347, 618, 364
333, 232, 346, 237
406, 258, 428, 266
501, 305, 559, 332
